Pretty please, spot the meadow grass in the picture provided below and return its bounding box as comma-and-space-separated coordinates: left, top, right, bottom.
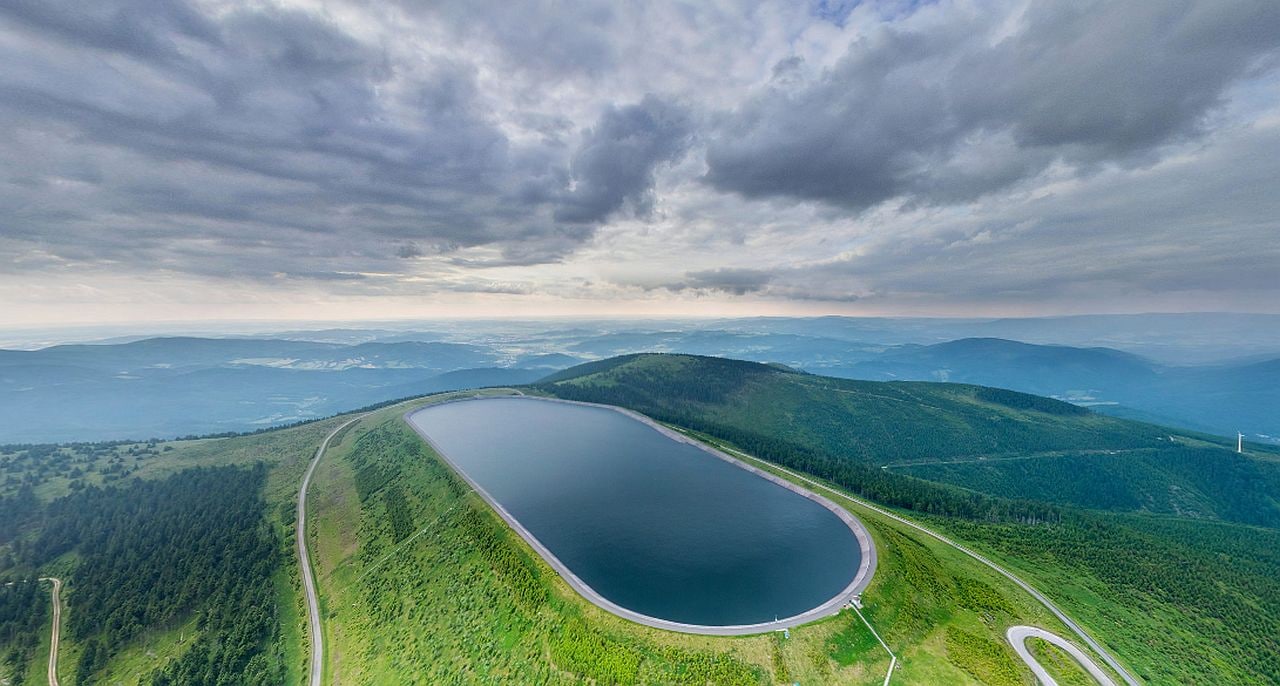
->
301, 396, 1131, 684
3, 388, 1161, 684
1027, 637, 1096, 686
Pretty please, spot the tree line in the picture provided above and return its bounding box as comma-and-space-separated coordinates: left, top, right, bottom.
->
0, 578, 47, 684
19, 465, 285, 685
541, 378, 1064, 524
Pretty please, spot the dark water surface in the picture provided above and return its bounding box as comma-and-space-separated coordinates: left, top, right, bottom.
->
407, 397, 860, 626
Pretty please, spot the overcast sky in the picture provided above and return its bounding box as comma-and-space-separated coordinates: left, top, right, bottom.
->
2, 0, 1278, 325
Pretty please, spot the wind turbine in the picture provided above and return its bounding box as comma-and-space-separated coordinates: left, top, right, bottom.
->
1237, 431, 1244, 454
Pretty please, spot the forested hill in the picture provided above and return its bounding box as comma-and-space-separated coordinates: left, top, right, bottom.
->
536, 353, 1280, 526
541, 353, 1160, 461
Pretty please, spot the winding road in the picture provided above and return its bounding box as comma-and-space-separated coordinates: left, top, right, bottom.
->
296, 393, 494, 686
705, 439, 1141, 686
41, 576, 62, 686
1007, 625, 1117, 686
295, 394, 1132, 685
297, 415, 366, 686
2, 577, 61, 685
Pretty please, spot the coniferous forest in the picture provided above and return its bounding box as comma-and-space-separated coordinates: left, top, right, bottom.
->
1, 353, 1277, 684
3, 0, 1279, 680
0, 578, 46, 684
17, 465, 284, 685
538, 353, 1280, 684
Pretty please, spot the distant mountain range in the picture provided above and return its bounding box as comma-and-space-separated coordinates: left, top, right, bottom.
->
0, 337, 552, 442
701, 312, 1280, 364
2, 314, 1277, 443
824, 337, 1279, 442
538, 353, 1280, 526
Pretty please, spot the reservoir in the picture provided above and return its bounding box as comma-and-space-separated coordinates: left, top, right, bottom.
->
406, 396, 872, 632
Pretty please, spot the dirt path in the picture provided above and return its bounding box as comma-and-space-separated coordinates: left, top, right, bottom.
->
40, 576, 62, 686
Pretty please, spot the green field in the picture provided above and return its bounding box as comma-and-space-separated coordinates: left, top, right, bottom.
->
3, 353, 1278, 684
302, 394, 1130, 685
1027, 638, 1096, 686
0, 413, 348, 685
536, 353, 1280, 684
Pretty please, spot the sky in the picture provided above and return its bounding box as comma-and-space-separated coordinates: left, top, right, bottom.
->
1, 0, 1279, 326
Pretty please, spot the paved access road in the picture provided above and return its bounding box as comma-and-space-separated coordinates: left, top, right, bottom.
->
296, 393, 495, 686
41, 576, 62, 686
1007, 625, 1117, 686
709, 441, 1141, 686
297, 415, 366, 686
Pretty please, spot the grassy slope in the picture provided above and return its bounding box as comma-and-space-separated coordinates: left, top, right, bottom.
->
304, 392, 1143, 685
0, 416, 347, 685
537, 353, 1280, 525
536, 354, 1280, 685
931, 514, 1280, 684
684, 429, 1128, 686
92, 617, 199, 685
894, 443, 1280, 521
1027, 638, 1095, 686
5, 352, 1273, 683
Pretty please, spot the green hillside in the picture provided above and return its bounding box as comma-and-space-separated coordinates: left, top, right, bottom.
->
0, 414, 351, 685
4, 354, 1278, 684
537, 354, 1280, 684
536, 353, 1280, 527
303, 395, 1105, 685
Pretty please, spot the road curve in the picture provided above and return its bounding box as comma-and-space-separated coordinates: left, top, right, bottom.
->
708, 442, 1141, 686
1007, 626, 1117, 686
298, 415, 365, 686
40, 576, 62, 686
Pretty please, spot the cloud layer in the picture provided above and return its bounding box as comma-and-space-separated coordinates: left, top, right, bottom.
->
706, 2, 1280, 209
1, 0, 1278, 322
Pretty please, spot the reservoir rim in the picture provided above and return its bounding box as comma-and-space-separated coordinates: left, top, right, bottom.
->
404, 395, 878, 636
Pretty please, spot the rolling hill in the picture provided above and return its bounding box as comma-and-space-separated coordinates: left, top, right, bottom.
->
536, 353, 1280, 527
535, 354, 1280, 683
5, 355, 1279, 684
837, 338, 1157, 392
823, 337, 1280, 442
0, 338, 557, 442
5, 321, 1277, 444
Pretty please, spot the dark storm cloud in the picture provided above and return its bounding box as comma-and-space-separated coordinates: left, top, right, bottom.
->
555, 96, 693, 224
763, 119, 1280, 306
623, 267, 774, 296
395, 244, 425, 259
705, 1, 1280, 211
680, 268, 774, 295
1, 0, 1278, 315
416, 0, 620, 78
1, 0, 218, 64
0, 0, 600, 279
